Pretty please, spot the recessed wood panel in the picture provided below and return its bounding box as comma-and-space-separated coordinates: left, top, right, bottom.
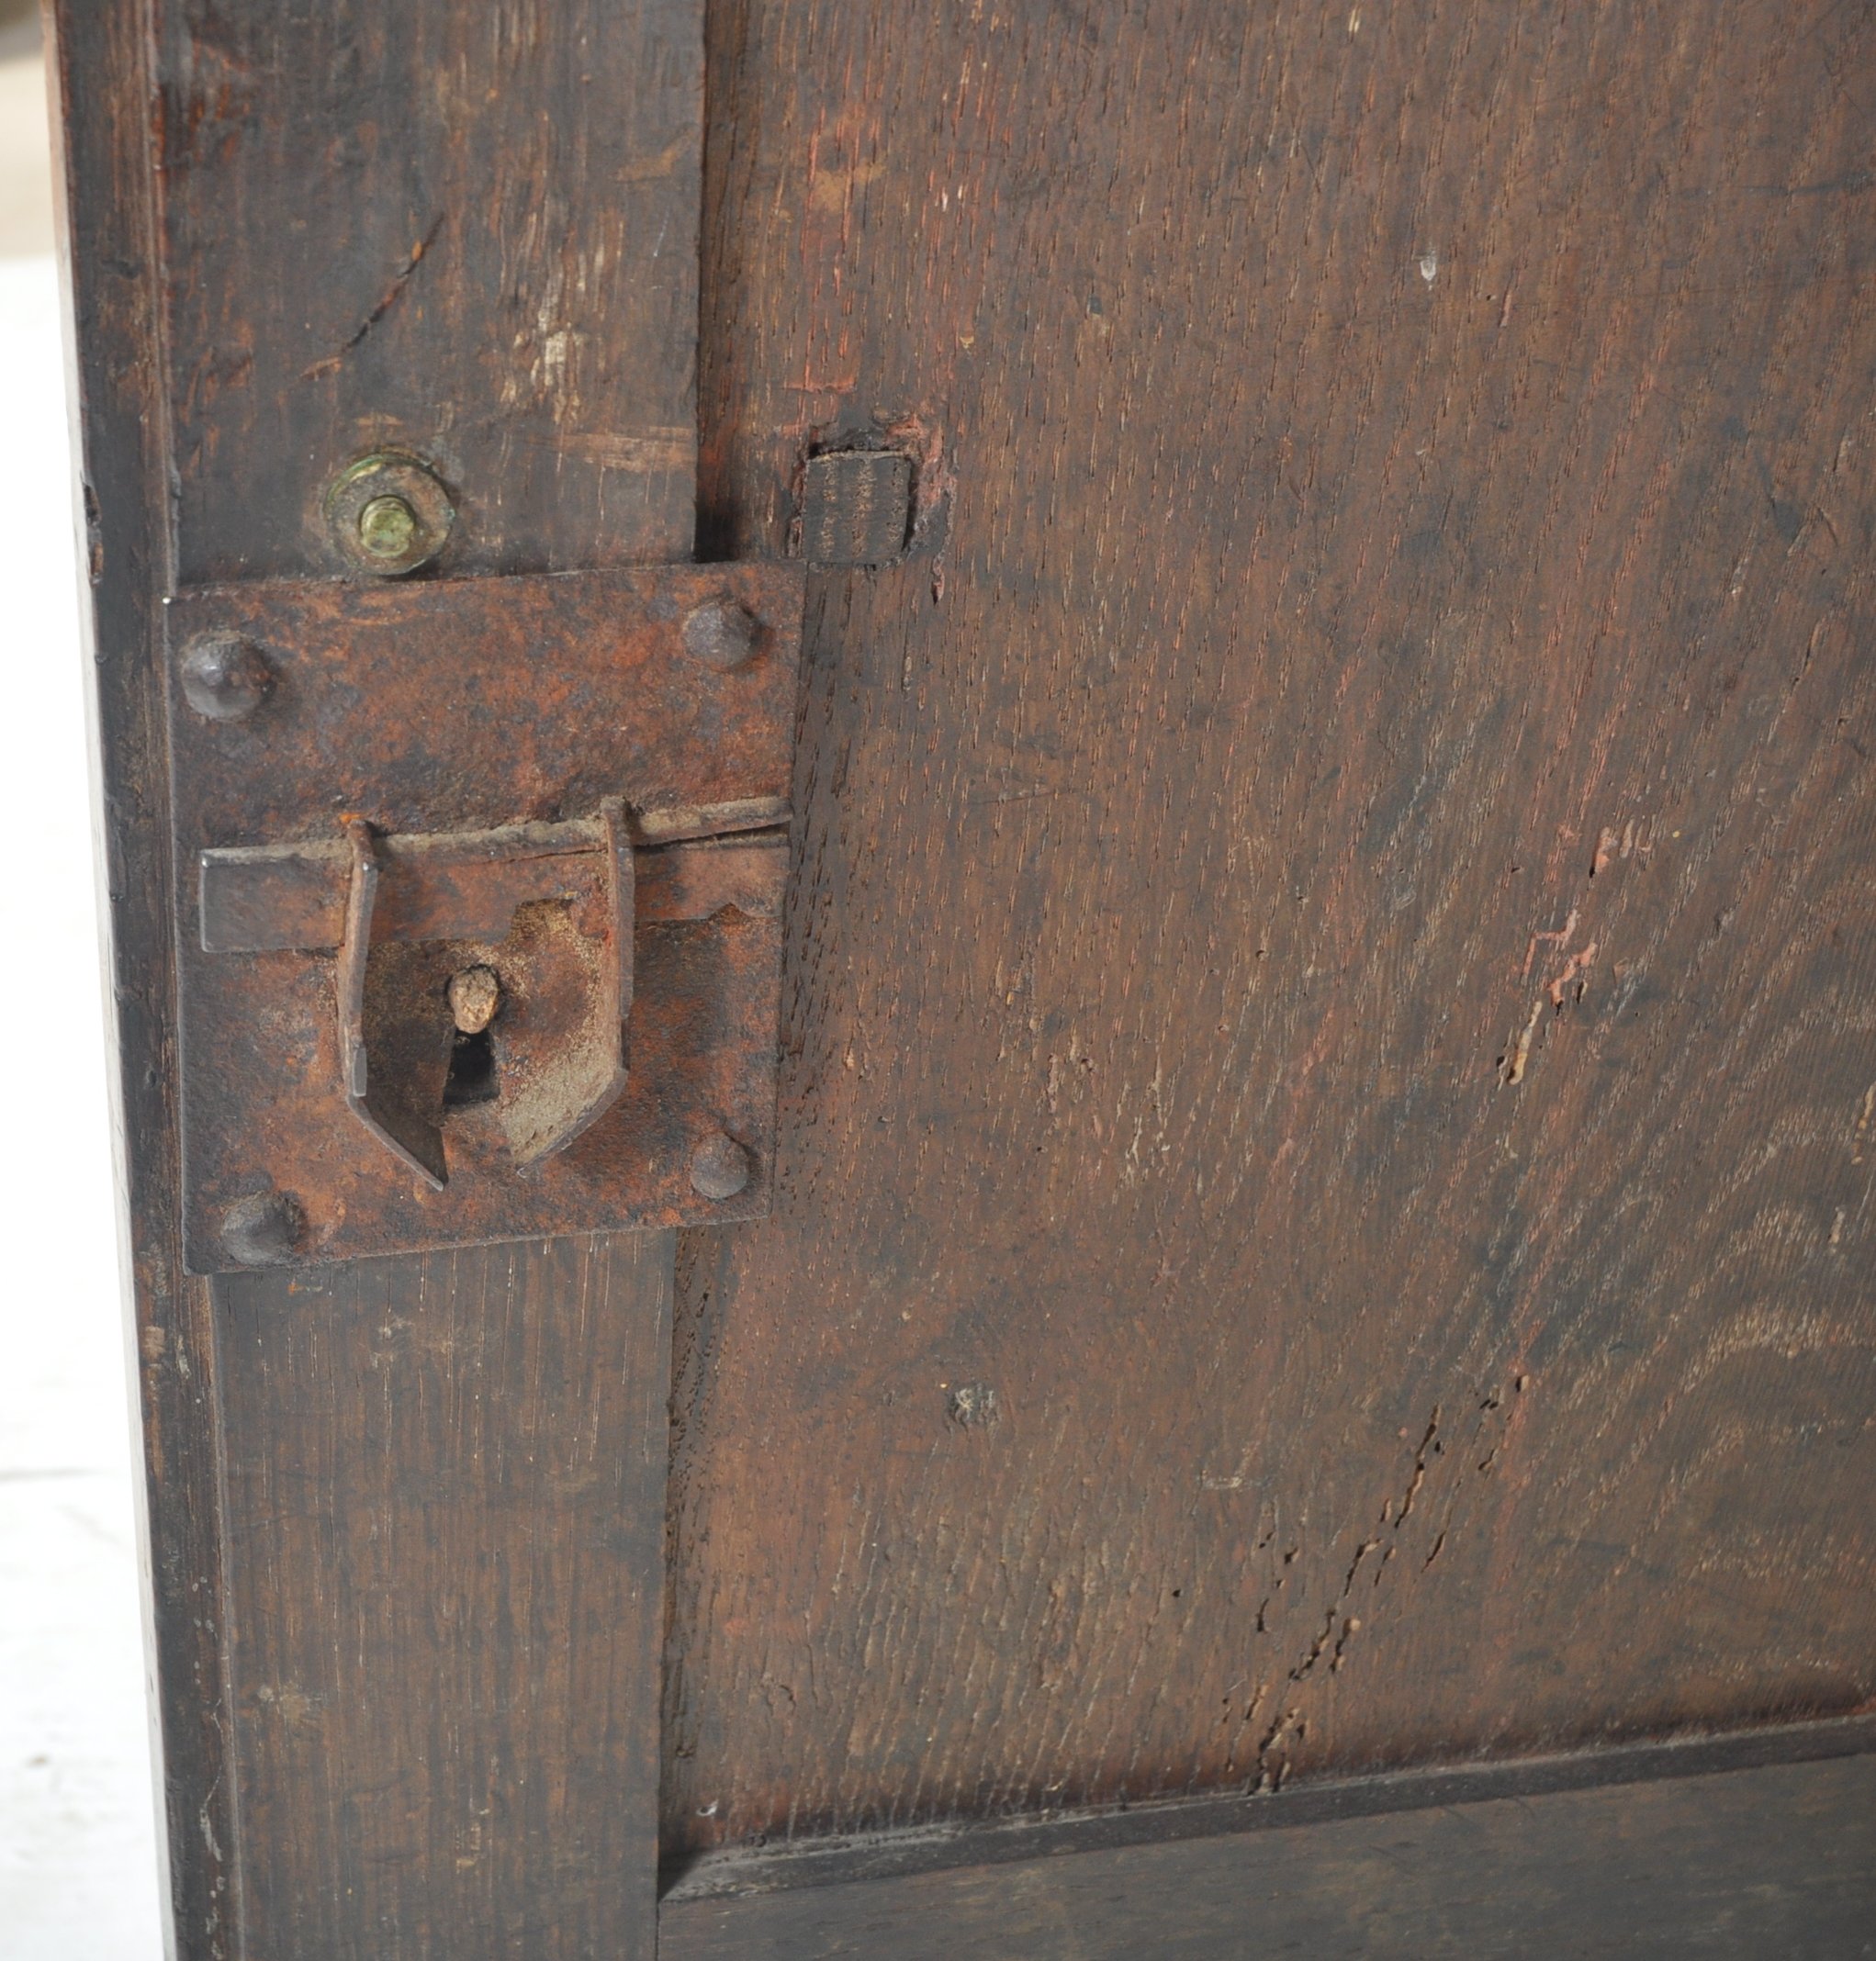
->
662, 1742, 1876, 1960
666, 0, 1876, 1854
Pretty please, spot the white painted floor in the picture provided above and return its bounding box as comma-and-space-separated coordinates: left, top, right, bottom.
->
0, 245, 168, 1955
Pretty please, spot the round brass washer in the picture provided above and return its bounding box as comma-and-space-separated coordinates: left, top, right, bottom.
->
325, 451, 455, 576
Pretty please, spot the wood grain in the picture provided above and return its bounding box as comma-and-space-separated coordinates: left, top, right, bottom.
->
219, 1236, 671, 1960
152, 0, 703, 578
153, 0, 710, 1939
46, 3, 240, 1951
660, 1745, 1876, 1960
661, 1710, 1876, 1900
57, 0, 706, 1952
59, 0, 1876, 1939
666, 0, 1876, 1855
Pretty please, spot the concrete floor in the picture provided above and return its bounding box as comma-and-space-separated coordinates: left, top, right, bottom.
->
1, 32, 168, 1955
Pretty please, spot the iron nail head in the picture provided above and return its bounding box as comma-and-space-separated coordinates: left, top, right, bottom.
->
220, 1191, 306, 1268
681, 598, 762, 672
179, 633, 274, 722
690, 1131, 751, 1202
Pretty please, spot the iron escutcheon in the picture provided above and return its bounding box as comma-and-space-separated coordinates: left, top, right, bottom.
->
163, 561, 804, 1274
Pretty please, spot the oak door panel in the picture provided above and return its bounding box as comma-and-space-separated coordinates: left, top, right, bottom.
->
665, 0, 1876, 1853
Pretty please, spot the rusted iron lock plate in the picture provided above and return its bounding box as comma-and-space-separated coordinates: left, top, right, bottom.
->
164, 564, 804, 1274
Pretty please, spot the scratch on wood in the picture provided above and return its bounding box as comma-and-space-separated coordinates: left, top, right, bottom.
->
1521, 908, 1579, 982
1547, 941, 1599, 1008
1503, 999, 1544, 1086
302, 212, 445, 379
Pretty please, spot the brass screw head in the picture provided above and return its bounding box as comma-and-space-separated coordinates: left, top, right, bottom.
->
357, 494, 419, 562
690, 1131, 751, 1201
324, 451, 455, 576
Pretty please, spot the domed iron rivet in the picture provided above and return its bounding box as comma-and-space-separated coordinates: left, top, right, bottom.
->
220, 1191, 306, 1267
179, 633, 274, 722
680, 598, 761, 672
690, 1131, 751, 1202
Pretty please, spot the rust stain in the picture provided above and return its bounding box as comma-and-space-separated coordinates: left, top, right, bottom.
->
164, 564, 805, 1273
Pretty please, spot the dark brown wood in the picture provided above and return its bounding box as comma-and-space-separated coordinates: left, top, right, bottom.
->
219, 1235, 671, 1960
660, 1742, 1876, 1960
151, 0, 704, 582
664, 1709, 1876, 1899
55, 0, 1876, 1950
665, 0, 1876, 1855
157, 0, 704, 1942
46, 3, 240, 1951
799, 450, 916, 566
54, 0, 708, 1953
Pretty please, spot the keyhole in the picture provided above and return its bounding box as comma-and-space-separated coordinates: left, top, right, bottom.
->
444, 1027, 498, 1107
444, 967, 501, 1108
